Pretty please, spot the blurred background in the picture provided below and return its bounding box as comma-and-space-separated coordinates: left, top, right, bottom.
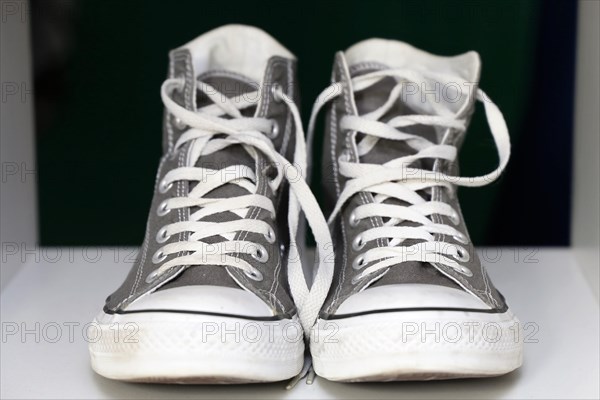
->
28, 0, 577, 247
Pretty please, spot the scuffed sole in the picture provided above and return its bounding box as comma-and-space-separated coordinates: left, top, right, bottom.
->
88, 311, 304, 383
311, 308, 523, 382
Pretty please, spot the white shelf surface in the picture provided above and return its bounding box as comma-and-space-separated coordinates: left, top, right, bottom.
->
1, 247, 598, 399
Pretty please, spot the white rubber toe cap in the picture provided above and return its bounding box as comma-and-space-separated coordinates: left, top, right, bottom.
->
335, 284, 491, 315
125, 286, 274, 317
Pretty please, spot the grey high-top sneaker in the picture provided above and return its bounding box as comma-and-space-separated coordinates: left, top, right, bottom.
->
88, 25, 334, 384
308, 39, 523, 381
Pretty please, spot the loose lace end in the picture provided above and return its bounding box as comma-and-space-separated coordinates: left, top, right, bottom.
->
286, 356, 314, 390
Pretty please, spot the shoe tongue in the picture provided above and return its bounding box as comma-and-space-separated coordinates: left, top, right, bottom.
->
349, 63, 433, 242
196, 71, 258, 114
343, 41, 479, 290
349, 64, 437, 170
347, 66, 456, 292
159, 70, 263, 292
192, 69, 261, 219
345, 39, 481, 159
345, 38, 481, 93
194, 70, 258, 173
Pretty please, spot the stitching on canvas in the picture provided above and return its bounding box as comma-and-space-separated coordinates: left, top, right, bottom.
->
118, 155, 167, 309
279, 60, 293, 156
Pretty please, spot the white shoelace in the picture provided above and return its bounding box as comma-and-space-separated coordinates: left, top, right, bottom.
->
153, 78, 334, 335
307, 67, 511, 282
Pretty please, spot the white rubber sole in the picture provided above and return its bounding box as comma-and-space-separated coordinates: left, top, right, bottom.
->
310, 308, 523, 382
88, 311, 304, 383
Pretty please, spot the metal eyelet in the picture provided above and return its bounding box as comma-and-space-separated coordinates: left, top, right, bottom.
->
173, 116, 187, 130
262, 163, 279, 183
352, 255, 365, 270
339, 149, 350, 163
251, 244, 269, 263
157, 200, 171, 217
453, 232, 469, 244
449, 210, 460, 225
244, 269, 264, 281
264, 228, 276, 244
158, 179, 173, 194
268, 121, 280, 139
145, 269, 161, 283
271, 83, 283, 102
156, 227, 170, 244
152, 250, 167, 264
454, 247, 471, 262
349, 211, 360, 227
352, 235, 366, 251
458, 265, 474, 277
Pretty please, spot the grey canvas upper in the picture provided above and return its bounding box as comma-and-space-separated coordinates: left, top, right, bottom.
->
104, 26, 300, 318
319, 41, 507, 317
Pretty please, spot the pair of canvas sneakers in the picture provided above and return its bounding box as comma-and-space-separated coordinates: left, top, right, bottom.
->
89, 25, 523, 384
